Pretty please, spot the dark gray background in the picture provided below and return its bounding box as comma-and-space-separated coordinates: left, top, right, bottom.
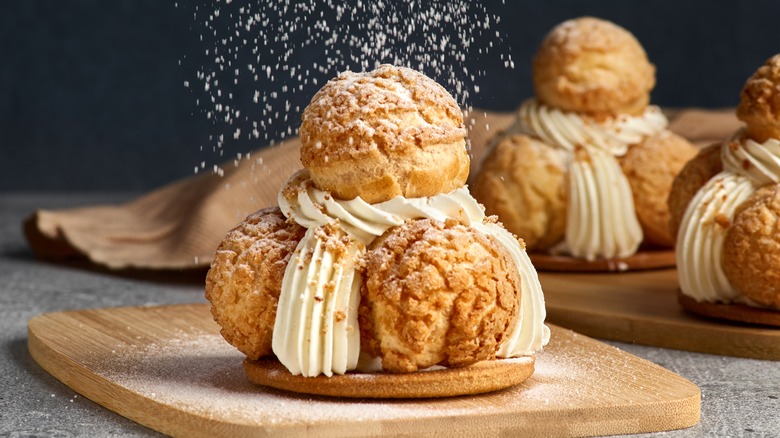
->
2, 0, 778, 192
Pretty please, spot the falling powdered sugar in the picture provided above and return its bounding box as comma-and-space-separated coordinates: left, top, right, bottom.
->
177, 0, 513, 179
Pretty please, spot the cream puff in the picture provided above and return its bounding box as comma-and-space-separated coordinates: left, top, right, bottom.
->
359, 218, 520, 373
532, 16, 655, 119
299, 65, 469, 204
205, 207, 305, 360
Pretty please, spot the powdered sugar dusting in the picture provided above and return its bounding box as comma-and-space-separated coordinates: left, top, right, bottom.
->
89, 325, 685, 432
99, 332, 489, 425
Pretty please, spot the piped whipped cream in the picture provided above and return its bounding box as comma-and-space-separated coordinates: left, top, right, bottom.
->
677, 133, 780, 304
722, 135, 780, 185
676, 172, 754, 303
481, 222, 551, 356
273, 170, 550, 376
565, 147, 643, 260
278, 170, 485, 245
516, 99, 668, 156
515, 99, 665, 259
272, 224, 363, 377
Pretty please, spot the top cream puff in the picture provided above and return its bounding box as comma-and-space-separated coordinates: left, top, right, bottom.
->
533, 17, 656, 118
299, 64, 470, 204
737, 54, 780, 143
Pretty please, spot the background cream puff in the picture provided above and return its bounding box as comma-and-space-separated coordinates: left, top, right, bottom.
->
473, 17, 698, 259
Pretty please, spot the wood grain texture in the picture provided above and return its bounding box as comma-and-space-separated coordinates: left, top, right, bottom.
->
28, 304, 698, 437
541, 269, 780, 360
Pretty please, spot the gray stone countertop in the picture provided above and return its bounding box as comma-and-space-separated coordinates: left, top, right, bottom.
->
1, 193, 778, 437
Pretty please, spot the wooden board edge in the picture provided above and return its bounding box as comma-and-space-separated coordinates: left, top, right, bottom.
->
546, 305, 780, 361
27, 313, 261, 438
500, 396, 700, 437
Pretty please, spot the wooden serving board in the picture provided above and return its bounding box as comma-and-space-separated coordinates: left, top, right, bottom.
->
28, 304, 699, 437
541, 269, 780, 360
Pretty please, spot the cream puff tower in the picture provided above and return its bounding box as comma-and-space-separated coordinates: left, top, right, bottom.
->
672, 54, 780, 310
206, 65, 549, 378
473, 17, 697, 261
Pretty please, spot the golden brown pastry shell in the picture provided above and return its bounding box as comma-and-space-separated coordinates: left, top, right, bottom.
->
299, 64, 469, 204
205, 207, 305, 360
532, 17, 655, 119
737, 54, 780, 143
620, 131, 698, 246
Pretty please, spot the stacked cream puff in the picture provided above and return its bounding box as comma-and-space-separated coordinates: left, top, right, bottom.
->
206, 65, 549, 378
473, 17, 698, 261
671, 54, 780, 311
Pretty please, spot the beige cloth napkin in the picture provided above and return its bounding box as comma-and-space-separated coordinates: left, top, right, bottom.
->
23, 108, 741, 270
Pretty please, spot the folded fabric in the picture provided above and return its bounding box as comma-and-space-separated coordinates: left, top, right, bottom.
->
23, 108, 740, 270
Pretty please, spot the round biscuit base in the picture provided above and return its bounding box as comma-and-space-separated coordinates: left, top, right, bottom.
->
678, 290, 780, 327
530, 249, 676, 273
243, 356, 535, 398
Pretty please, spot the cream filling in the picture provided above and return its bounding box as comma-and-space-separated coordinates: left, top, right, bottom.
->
564, 148, 643, 260
277, 170, 484, 245
677, 134, 780, 304
723, 136, 780, 185
676, 172, 754, 303
480, 222, 551, 357
273, 170, 550, 376
515, 99, 665, 259
272, 225, 363, 377
516, 99, 668, 156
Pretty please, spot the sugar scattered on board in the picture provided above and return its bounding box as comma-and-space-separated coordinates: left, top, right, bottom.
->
100, 333, 491, 424
89, 324, 675, 428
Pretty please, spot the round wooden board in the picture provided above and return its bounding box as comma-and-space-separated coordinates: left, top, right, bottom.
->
530, 249, 676, 272
678, 290, 780, 327
243, 356, 535, 398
